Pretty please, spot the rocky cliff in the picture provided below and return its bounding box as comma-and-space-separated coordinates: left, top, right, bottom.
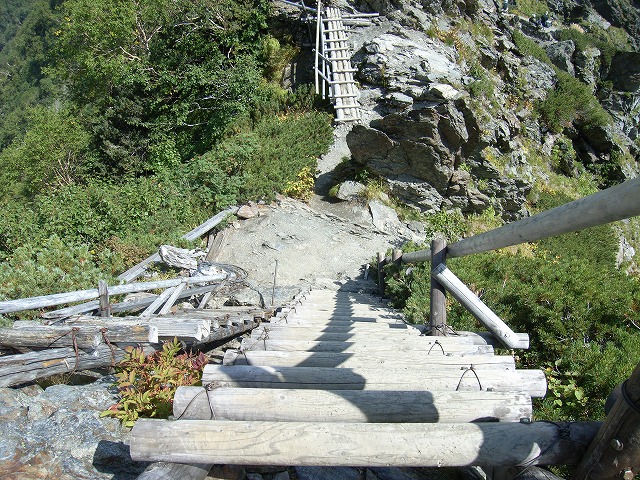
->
335, 0, 639, 219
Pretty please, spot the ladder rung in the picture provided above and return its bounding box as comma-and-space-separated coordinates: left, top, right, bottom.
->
332, 94, 359, 98
324, 47, 350, 52
323, 28, 347, 33
332, 67, 358, 73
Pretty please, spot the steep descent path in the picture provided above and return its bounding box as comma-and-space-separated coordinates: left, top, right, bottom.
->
129, 289, 553, 467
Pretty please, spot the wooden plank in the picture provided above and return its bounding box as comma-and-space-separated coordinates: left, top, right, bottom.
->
239, 338, 495, 354
249, 329, 424, 342
253, 323, 423, 334
129, 420, 600, 466
136, 462, 212, 480
201, 365, 547, 396
433, 265, 529, 349
158, 280, 187, 315
173, 386, 532, 423
141, 287, 177, 318
223, 350, 515, 370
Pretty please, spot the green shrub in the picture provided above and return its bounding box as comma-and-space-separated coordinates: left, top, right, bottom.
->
0, 235, 123, 318
539, 70, 611, 133
101, 338, 208, 427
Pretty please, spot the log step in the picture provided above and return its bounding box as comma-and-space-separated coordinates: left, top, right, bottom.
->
224, 350, 513, 369
130, 419, 600, 466
240, 338, 495, 355
173, 386, 532, 423
201, 365, 548, 396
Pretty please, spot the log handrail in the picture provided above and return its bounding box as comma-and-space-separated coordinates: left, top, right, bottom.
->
400, 177, 640, 264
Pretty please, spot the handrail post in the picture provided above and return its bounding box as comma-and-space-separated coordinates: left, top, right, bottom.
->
98, 280, 110, 317
574, 360, 640, 480
430, 236, 447, 336
377, 252, 386, 295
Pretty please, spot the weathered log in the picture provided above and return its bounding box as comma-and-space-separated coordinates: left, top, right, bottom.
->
0, 274, 228, 315
136, 462, 212, 480
173, 386, 532, 423
158, 280, 187, 315
252, 322, 423, 335
118, 206, 237, 282
223, 350, 515, 370
249, 329, 423, 342
0, 344, 156, 387
432, 265, 527, 349
574, 361, 640, 480
141, 287, 177, 318
201, 365, 547, 396
0, 323, 157, 349
239, 338, 495, 354
457, 332, 530, 349
43, 284, 222, 319
130, 420, 600, 466
195, 320, 258, 345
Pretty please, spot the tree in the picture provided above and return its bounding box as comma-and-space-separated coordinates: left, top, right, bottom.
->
51, 0, 271, 175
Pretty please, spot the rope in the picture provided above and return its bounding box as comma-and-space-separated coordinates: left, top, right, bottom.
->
100, 328, 117, 366
71, 327, 80, 373
456, 365, 483, 391
427, 340, 446, 355
174, 382, 220, 420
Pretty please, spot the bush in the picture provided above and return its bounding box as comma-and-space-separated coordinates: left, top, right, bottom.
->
538, 70, 611, 133
101, 338, 208, 427
0, 235, 123, 318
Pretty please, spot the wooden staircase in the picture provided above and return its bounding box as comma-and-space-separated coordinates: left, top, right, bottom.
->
130, 288, 559, 468
315, 6, 361, 122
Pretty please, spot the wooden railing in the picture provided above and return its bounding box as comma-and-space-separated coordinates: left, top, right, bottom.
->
376, 176, 640, 480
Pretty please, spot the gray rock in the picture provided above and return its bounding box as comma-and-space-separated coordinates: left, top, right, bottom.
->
295, 467, 363, 480
0, 377, 148, 480
607, 52, 640, 92
574, 47, 600, 90
407, 220, 425, 234
545, 40, 576, 76
336, 181, 366, 201
369, 200, 402, 233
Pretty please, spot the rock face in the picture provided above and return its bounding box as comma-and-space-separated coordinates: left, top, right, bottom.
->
347, 97, 530, 219
0, 377, 146, 480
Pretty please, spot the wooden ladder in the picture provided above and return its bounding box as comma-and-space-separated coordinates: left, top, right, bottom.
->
127, 288, 591, 469
315, 4, 360, 122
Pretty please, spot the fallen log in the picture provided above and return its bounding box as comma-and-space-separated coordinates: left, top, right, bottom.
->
223, 350, 515, 370
43, 284, 222, 319
129, 420, 601, 466
201, 365, 547, 396
173, 386, 532, 423
0, 344, 156, 387
118, 206, 237, 282
0, 274, 228, 315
